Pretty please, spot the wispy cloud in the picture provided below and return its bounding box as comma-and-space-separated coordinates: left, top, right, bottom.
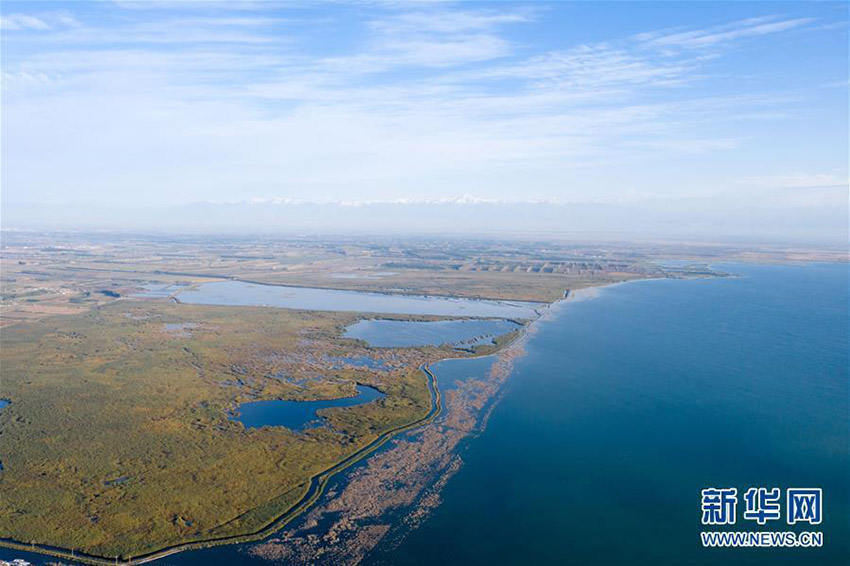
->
738, 173, 849, 190
1, 11, 80, 31
635, 15, 815, 50
321, 7, 531, 71
370, 8, 534, 34
110, 0, 268, 10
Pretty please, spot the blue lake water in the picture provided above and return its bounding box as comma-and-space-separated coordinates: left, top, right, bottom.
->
177, 281, 541, 318
344, 319, 521, 348
429, 356, 498, 392
3, 263, 847, 566
371, 263, 850, 565
232, 385, 385, 430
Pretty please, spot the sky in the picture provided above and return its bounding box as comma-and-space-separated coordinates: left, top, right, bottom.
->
1, 1, 848, 241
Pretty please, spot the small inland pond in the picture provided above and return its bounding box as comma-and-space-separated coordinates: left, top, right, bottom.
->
344, 318, 521, 348
232, 385, 385, 430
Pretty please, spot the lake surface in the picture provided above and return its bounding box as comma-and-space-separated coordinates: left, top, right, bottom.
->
232, 385, 385, 430
429, 355, 498, 392
177, 281, 541, 318
4, 263, 847, 566
344, 319, 521, 347
371, 263, 849, 565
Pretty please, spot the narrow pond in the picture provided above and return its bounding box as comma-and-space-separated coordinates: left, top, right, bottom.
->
344, 318, 521, 348
177, 281, 541, 318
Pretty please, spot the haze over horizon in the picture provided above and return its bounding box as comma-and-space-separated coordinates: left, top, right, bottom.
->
1, 1, 848, 243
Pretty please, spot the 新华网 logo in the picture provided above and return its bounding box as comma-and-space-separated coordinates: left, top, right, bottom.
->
699, 487, 823, 549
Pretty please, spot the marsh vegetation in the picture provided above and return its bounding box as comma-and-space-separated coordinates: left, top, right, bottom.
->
0, 300, 478, 558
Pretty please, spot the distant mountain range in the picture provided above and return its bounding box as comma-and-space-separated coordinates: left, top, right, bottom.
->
2, 199, 846, 245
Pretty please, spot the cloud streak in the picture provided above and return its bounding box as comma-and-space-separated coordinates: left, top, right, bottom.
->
635, 15, 815, 49
1, 11, 80, 31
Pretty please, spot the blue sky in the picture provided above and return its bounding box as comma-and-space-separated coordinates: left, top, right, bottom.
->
1, 1, 847, 223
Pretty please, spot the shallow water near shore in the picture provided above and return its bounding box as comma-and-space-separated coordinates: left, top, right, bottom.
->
429, 355, 499, 393
3, 263, 847, 565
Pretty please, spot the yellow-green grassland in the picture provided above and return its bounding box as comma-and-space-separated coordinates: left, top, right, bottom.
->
0, 300, 501, 558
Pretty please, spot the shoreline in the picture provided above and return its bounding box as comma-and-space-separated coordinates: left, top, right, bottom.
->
0, 276, 631, 565
247, 306, 547, 564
